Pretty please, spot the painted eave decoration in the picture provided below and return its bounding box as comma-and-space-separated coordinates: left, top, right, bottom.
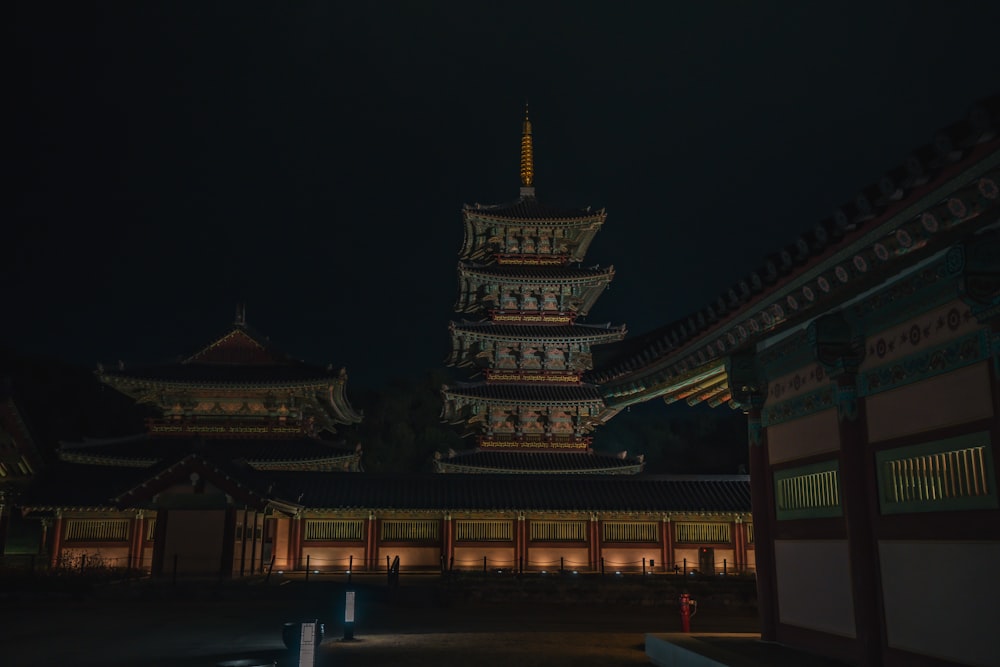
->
592, 95, 1000, 411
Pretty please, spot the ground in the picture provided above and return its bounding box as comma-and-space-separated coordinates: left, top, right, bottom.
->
0, 573, 760, 666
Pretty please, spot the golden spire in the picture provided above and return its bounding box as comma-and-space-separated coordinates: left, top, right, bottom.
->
519, 103, 535, 197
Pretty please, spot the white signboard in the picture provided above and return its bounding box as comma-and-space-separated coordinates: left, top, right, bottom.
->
345, 591, 356, 623
298, 620, 316, 666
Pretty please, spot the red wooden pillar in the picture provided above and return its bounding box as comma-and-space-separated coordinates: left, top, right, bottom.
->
834, 373, 884, 667
747, 406, 778, 642
290, 516, 303, 570
442, 514, 453, 570
130, 514, 145, 572
589, 515, 601, 571
660, 517, 671, 572
515, 514, 525, 572
365, 513, 378, 571
732, 517, 744, 573
250, 512, 261, 574
49, 515, 63, 569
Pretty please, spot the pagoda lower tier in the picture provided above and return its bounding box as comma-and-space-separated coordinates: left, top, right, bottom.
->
440, 382, 606, 446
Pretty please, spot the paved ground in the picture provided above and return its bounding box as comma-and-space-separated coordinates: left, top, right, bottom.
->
1, 575, 760, 667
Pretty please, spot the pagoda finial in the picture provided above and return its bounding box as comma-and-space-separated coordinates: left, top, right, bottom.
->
235, 303, 246, 326
519, 103, 535, 198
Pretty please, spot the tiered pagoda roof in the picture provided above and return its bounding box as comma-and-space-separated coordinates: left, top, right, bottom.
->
441, 108, 635, 473
464, 197, 604, 222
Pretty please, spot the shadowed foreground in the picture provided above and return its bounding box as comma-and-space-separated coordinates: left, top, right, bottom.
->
1, 575, 759, 666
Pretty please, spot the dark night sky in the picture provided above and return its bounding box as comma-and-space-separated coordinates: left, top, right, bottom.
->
9, 2, 1000, 390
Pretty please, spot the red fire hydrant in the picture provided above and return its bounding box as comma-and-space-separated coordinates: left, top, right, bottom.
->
679, 593, 698, 632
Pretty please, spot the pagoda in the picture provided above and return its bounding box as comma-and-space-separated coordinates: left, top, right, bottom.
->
439, 108, 638, 474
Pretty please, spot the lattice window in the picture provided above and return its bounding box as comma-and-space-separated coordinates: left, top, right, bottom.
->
746, 523, 754, 544
774, 460, 842, 520
529, 520, 587, 542
455, 520, 512, 542
602, 521, 657, 543
877, 432, 997, 514
380, 519, 440, 542
145, 519, 156, 541
675, 522, 731, 544
235, 521, 263, 541
65, 519, 129, 542
305, 519, 364, 541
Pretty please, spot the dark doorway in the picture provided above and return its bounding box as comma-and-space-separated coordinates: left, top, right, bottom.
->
699, 547, 714, 575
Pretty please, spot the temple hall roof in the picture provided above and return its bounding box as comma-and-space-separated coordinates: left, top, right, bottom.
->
99, 362, 347, 386
22, 457, 749, 515
57, 433, 358, 469
98, 318, 354, 388
264, 472, 751, 513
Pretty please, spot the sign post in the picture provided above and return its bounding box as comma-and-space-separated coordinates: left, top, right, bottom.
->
343, 590, 356, 640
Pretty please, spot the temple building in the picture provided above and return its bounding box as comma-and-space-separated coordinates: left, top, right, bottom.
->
439, 108, 634, 474
20, 309, 364, 576
10, 122, 754, 585
593, 96, 1000, 667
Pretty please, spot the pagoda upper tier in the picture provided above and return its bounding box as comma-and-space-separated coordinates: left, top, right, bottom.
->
460, 199, 607, 263
454, 262, 615, 317
98, 314, 362, 437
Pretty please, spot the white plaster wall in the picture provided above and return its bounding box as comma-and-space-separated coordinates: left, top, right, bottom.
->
452, 545, 515, 570
774, 540, 856, 637
299, 546, 365, 571
382, 545, 441, 569
527, 546, 589, 571
768, 408, 840, 464
713, 548, 736, 574
866, 362, 993, 442
273, 518, 290, 569
598, 547, 657, 572
879, 540, 1000, 667
673, 548, 701, 573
